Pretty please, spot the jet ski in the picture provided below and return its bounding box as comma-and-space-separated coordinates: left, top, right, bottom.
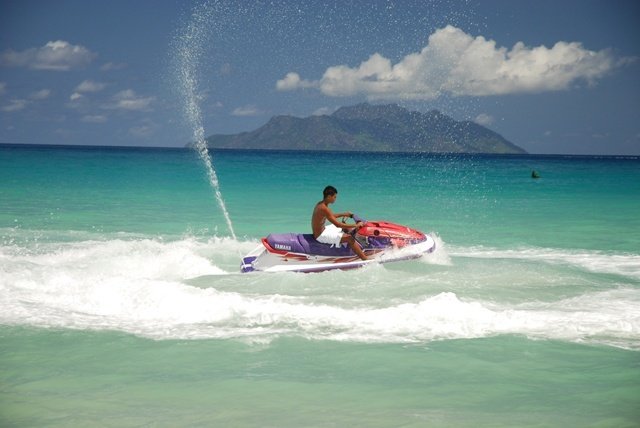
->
241, 215, 436, 273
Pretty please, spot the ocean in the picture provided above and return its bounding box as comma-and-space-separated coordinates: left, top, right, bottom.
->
1, 144, 639, 427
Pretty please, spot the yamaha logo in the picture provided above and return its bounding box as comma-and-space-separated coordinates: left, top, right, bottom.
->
274, 244, 291, 251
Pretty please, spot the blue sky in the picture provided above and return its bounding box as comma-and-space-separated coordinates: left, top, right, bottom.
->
1, 0, 638, 155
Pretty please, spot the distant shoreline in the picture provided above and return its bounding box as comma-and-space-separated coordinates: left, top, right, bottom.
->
1, 143, 638, 159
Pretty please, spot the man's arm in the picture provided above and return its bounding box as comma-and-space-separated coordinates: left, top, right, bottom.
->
325, 208, 359, 229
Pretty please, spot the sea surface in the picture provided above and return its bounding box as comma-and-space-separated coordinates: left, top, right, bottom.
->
1, 144, 639, 427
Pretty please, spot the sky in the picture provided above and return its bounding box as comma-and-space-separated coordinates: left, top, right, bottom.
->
1, 0, 639, 155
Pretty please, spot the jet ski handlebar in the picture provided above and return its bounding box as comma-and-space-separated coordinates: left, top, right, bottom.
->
352, 214, 366, 223
340, 214, 367, 236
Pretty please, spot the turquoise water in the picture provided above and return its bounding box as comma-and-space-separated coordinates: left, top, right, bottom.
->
1, 144, 639, 426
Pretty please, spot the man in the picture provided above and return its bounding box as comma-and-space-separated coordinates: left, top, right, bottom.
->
312, 185, 369, 260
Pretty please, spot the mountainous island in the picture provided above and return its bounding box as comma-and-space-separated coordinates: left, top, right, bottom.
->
203, 103, 526, 154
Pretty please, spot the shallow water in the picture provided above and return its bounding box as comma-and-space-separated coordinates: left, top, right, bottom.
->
1, 145, 639, 426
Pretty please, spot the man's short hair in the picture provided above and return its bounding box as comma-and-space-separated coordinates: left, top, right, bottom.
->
323, 185, 338, 197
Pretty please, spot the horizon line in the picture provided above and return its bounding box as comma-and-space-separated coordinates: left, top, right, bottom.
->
1, 142, 639, 159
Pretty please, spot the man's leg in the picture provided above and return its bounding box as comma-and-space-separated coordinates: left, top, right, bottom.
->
341, 235, 368, 260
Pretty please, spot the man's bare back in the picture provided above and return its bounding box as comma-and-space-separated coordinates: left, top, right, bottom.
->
312, 193, 352, 238
312, 201, 333, 238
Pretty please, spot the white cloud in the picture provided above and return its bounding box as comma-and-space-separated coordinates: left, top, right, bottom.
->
2, 99, 28, 112
70, 92, 84, 101
129, 120, 158, 138
29, 89, 51, 100
279, 25, 627, 100
232, 104, 262, 116
1, 40, 96, 71
129, 125, 154, 137
0, 82, 6, 95
81, 115, 108, 123
105, 89, 154, 111
54, 128, 75, 138
75, 80, 106, 93
312, 106, 337, 116
276, 72, 317, 91
100, 62, 126, 71
220, 63, 232, 76
474, 113, 494, 126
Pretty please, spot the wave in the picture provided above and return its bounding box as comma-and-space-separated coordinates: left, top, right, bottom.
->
450, 245, 640, 280
1, 233, 638, 349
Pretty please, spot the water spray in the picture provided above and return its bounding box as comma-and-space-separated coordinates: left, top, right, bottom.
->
171, 1, 237, 239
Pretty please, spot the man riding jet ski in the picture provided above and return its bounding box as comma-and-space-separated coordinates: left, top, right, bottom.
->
241, 186, 436, 273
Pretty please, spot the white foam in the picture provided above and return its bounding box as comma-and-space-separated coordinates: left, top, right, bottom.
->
451, 245, 640, 280
1, 237, 236, 279
419, 233, 452, 266
1, 235, 639, 350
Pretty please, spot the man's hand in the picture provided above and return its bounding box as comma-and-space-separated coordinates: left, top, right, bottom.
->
339, 212, 354, 223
